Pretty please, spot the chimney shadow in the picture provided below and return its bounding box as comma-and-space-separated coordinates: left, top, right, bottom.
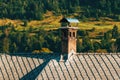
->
8, 53, 61, 80
20, 60, 50, 80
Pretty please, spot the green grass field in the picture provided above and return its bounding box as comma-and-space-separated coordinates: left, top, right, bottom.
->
0, 11, 120, 36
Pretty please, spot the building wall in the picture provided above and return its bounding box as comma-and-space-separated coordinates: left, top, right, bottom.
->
61, 28, 77, 54
68, 29, 77, 54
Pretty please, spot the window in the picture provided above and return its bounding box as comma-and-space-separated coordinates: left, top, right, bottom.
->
73, 32, 76, 37
70, 32, 72, 37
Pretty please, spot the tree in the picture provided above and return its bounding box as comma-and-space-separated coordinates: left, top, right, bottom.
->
44, 34, 56, 52
82, 36, 94, 52
101, 31, 112, 52
78, 30, 88, 36
93, 41, 101, 51
10, 42, 17, 53
23, 20, 28, 26
32, 38, 42, 51
110, 42, 118, 53
2, 37, 10, 53
0, 36, 3, 52
106, 0, 111, 15
77, 37, 83, 52
115, 37, 120, 52
104, 30, 112, 41
112, 25, 119, 38
21, 32, 29, 52
81, 15, 87, 22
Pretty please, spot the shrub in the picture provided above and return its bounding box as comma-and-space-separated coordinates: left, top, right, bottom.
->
96, 49, 108, 53
39, 48, 53, 53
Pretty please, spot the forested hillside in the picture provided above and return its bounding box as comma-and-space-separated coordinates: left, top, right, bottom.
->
1, 0, 120, 54
0, 0, 120, 20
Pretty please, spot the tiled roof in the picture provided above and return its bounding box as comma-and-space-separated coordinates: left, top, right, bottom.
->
60, 18, 79, 23
0, 53, 120, 80
66, 18, 79, 23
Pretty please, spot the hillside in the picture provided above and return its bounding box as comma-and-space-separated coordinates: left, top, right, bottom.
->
1, 0, 120, 53
1, 0, 120, 32
0, 0, 120, 21
0, 11, 120, 31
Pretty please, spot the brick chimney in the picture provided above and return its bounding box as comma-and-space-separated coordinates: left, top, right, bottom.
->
59, 18, 79, 60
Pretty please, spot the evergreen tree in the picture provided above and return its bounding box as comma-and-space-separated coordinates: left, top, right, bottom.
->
0, 38, 2, 52
115, 37, 120, 52
77, 37, 83, 52
82, 36, 94, 52
10, 42, 17, 53
2, 37, 10, 53
0, 0, 120, 20
93, 41, 101, 51
112, 25, 119, 38
101, 31, 112, 52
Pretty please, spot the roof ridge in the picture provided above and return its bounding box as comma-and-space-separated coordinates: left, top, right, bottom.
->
75, 53, 120, 55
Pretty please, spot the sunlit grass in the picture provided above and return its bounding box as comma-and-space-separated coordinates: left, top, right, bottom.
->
0, 12, 120, 34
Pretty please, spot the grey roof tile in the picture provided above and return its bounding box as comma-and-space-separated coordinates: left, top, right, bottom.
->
0, 54, 120, 80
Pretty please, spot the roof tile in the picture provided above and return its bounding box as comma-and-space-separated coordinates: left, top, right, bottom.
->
0, 54, 120, 80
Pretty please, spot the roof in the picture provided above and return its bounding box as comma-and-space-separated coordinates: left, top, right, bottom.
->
60, 18, 79, 23
59, 27, 78, 29
0, 53, 120, 80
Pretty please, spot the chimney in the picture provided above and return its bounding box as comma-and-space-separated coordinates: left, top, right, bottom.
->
59, 17, 79, 61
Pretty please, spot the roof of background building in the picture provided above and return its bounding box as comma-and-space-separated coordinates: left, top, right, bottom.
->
0, 53, 120, 80
60, 18, 79, 23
